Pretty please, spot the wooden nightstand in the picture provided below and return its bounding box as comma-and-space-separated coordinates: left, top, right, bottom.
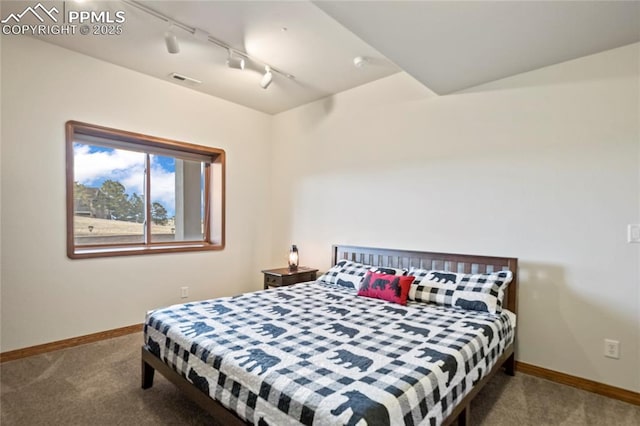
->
261, 267, 318, 290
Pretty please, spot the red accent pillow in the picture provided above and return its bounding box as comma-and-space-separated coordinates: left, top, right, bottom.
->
357, 271, 414, 305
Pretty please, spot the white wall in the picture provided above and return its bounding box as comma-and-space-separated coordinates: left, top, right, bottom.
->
0, 36, 272, 352
2, 35, 638, 394
0, 32, 3, 350
271, 44, 640, 392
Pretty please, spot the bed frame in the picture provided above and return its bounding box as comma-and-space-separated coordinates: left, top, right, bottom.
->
141, 244, 518, 426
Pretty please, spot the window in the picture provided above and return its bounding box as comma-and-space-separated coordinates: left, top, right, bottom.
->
66, 121, 225, 259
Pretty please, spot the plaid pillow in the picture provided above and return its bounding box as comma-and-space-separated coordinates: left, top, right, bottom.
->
317, 260, 371, 290
371, 266, 408, 276
408, 268, 513, 314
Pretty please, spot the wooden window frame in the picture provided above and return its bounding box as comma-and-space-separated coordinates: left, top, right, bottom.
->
66, 121, 225, 259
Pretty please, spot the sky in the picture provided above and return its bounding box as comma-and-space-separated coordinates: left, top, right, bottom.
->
73, 143, 177, 216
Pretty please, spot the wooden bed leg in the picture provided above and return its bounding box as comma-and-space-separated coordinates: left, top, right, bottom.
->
457, 404, 471, 426
142, 359, 155, 389
504, 352, 515, 376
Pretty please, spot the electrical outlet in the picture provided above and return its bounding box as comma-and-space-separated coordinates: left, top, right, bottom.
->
604, 339, 620, 359
180, 286, 189, 299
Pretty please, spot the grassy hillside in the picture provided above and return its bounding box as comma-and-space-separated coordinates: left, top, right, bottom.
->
74, 216, 174, 236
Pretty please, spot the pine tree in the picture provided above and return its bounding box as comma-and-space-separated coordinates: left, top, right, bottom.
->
96, 180, 129, 220
151, 202, 168, 225
128, 193, 144, 223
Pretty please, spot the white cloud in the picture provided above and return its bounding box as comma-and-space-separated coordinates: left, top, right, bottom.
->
74, 145, 176, 213
150, 160, 176, 209
74, 144, 145, 185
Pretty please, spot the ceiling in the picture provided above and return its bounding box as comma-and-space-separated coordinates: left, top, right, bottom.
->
1, 0, 400, 114
3, 1, 639, 114
315, 0, 640, 95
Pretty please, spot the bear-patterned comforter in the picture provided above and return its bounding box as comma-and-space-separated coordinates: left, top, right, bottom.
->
144, 280, 514, 425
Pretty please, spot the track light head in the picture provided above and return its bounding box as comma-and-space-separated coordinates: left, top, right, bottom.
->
226, 50, 245, 70
260, 66, 273, 89
164, 26, 180, 54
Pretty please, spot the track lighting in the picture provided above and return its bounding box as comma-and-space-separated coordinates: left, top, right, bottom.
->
260, 66, 273, 89
226, 50, 245, 70
164, 25, 179, 54
123, 1, 295, 83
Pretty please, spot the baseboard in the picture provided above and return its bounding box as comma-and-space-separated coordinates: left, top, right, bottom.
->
2, 329, 638, 406
0, 324, 142, 363
516, 361, 639, 406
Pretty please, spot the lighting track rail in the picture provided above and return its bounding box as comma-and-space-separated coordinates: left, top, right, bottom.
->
121, 0, 295, 80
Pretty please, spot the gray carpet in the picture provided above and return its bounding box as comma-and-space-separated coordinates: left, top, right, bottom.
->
1, 333, 638, 425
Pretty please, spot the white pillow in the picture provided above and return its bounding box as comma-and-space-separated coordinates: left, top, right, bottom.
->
408, 268, 513, 314
317, 260, 371, 290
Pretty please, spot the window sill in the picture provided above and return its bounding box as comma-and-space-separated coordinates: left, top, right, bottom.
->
68, 243, 224, 259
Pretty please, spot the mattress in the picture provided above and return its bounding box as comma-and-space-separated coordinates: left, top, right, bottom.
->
144, 281, 515, 425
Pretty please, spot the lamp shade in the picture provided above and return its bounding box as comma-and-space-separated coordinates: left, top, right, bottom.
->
288, 245, 299, 270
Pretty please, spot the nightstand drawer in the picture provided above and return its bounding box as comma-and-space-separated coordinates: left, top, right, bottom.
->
261, 267, 318, 289
290, 271, 316, 283
264, 275, 281, 287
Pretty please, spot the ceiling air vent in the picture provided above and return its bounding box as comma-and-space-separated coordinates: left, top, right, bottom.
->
169, 73, 202, 85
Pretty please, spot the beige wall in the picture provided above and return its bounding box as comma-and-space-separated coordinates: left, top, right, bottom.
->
0, 36, 272, 351
271, 44, 640, 392
1, 35, 638, 394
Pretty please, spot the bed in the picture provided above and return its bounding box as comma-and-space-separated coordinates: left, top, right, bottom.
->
141, 245, 518, 425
